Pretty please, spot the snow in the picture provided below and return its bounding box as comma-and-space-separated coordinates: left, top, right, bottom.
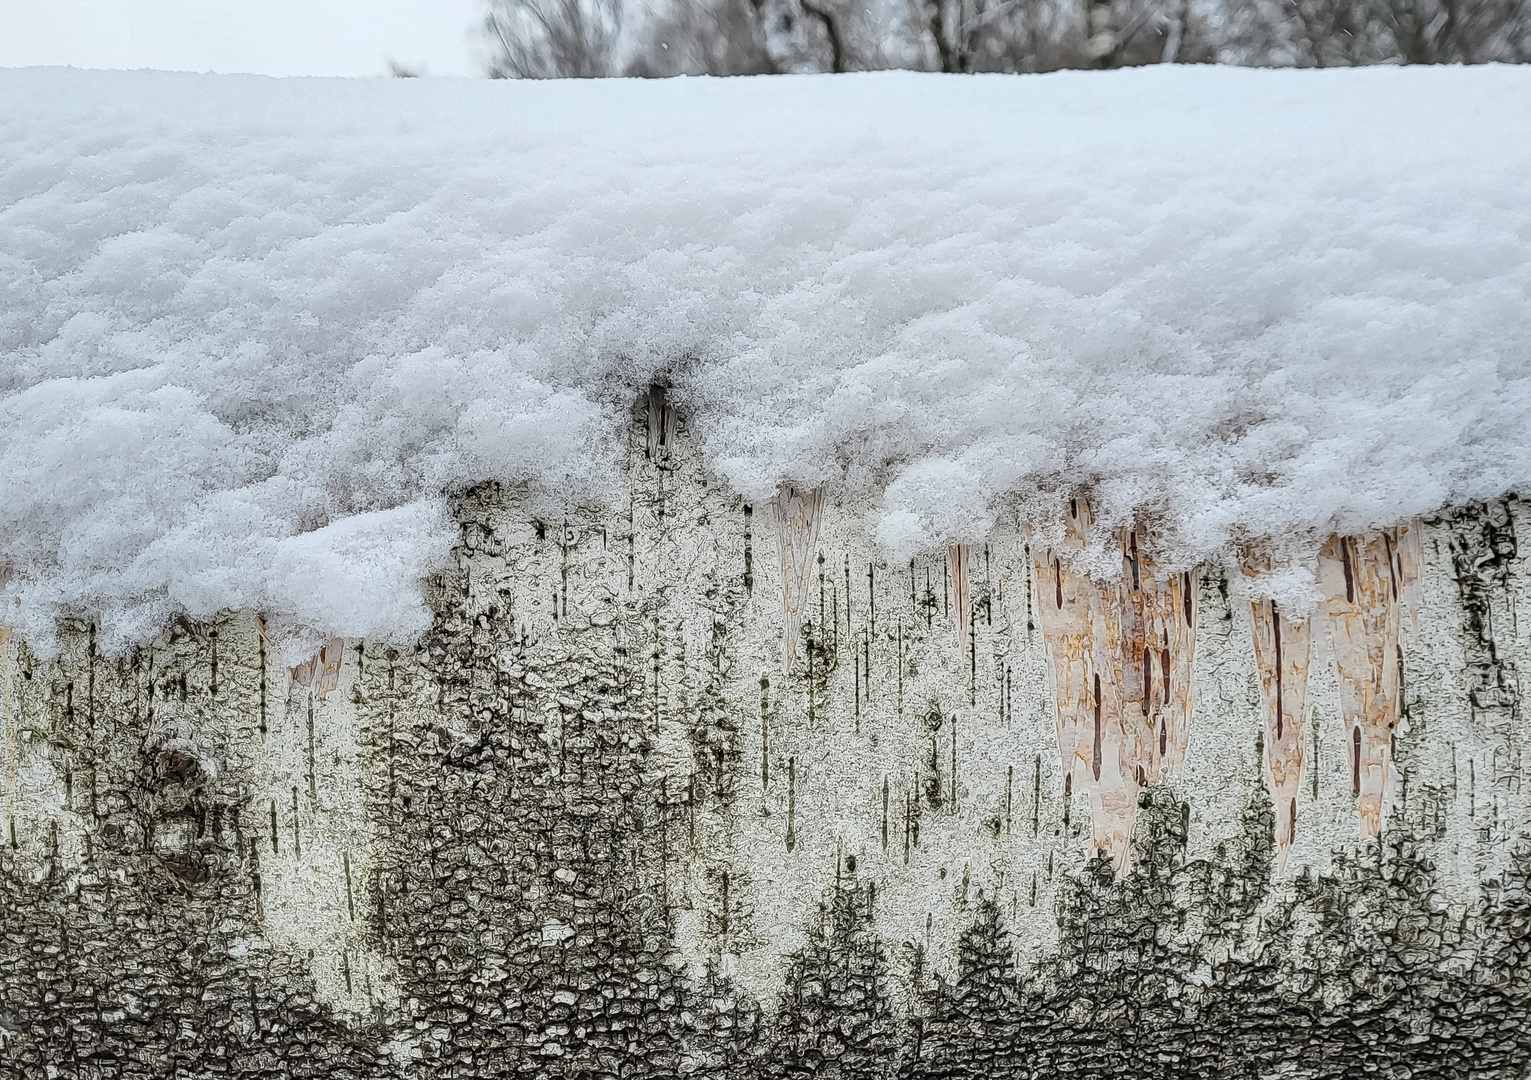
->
2, 64, 1529, 656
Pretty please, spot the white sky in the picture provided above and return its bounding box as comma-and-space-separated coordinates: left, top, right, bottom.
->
0, 0, 484, 77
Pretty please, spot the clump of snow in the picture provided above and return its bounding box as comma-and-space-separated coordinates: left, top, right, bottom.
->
2, 64, 1529, 653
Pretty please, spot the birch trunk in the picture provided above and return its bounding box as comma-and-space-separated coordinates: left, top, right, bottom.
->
1, 405, 1529, 1078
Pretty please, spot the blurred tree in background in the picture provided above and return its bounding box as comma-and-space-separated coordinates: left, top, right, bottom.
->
483, 0, 1530, 76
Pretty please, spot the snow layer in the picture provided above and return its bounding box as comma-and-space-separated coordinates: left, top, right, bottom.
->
2, 64, 1529, 655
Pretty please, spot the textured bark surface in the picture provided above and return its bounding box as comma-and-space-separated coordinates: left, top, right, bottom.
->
2, 403, 1530, 1079
1249, 595, 1312, 872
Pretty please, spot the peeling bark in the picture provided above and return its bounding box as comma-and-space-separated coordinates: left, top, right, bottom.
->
775, 485, 823, 673
948, 544, 970, 655
1119, 528, 1199, 785
1031, 502, 1138, 873
289, 636, 345, 699
1031, 508, 1204, 872
1031, 501, 1100, 814
1248, 598, 1311, 872
1318, 527, 1420, 839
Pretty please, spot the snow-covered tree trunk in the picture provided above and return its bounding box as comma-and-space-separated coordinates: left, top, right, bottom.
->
2, 399, 1529, 1078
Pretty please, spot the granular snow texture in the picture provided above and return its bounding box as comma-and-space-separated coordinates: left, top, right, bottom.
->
1, 64, 1528, 655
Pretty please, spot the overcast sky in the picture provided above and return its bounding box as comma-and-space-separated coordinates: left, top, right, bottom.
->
0, 0, 484, 77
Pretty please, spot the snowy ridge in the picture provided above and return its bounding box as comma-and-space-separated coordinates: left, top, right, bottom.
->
1, 64, 1528, 656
